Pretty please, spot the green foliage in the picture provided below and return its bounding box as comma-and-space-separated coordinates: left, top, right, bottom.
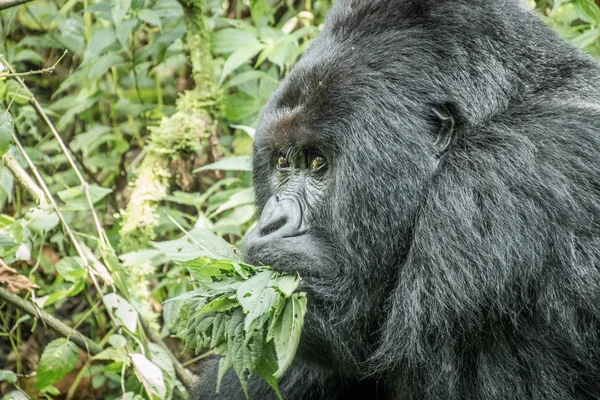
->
539, 0, 600, 55
173, 258, 306, 398
34, 338, 79, 389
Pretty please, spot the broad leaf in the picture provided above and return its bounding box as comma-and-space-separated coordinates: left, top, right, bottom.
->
35, 339, 79, 389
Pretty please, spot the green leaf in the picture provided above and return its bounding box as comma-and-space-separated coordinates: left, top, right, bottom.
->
226, 309, 250, 397
201, 296, 239, 313
230, 124, 256, 139
88, 53, 124, 79
112, 0, 132, 24
570, 28, 600, 47
0, 111, 13, 158
211, 28, 260, 55
194, 156, 252, 173
223, 92, 263, 122
275, 275, 300, 297
116, 19, 139, 51
14, 49, 45, 64
0, 165, 14, 202
93, 347, 128, 363
138, 9, 161, 29
273, 293, 307, 378
25, 206, 59, 234
188, 228, 239, 260
131, 354, 167, 399
0, 370, 17, 384
83, 28, 117, 62
236, 270, 279, 330
5, 80, 32, 104
109, 334, 127, 349
219, 43, 265, 86
250, 0, 270, 26
255, 349, 283, 400
55, 256, 87, 282
216, 355, 233, 393
34, 339, 79, 389
574, 0, 600, 24
104, 293, 138, 332
2, 391, 28, 400
57, 184, 113, 211
120, 249, 163, 266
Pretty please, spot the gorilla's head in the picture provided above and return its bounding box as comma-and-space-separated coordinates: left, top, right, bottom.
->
243, 0, 600, 379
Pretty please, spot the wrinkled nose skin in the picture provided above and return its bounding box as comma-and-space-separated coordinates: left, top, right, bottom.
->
244, 195, 305, 257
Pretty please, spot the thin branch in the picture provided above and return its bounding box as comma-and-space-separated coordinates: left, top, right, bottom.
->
0, 50, 68, 77
2, 153, 46, 204
0, 0, 34, 11
0, 54, 109, 251
0, 286, 103, 355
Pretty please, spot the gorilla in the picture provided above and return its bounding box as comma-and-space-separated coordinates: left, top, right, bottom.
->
194, 0, 600, 398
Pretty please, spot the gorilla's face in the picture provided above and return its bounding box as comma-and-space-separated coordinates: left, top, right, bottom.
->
243, 34, 457, 370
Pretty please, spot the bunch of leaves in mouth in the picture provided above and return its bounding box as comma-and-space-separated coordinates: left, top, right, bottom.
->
171, 256, 307, 399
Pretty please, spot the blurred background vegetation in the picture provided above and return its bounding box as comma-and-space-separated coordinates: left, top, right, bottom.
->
0, 0, 597, 398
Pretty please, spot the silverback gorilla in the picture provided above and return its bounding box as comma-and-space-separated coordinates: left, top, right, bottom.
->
194, 0, 600, 399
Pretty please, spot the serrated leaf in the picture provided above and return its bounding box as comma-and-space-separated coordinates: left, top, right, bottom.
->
104, 293, 138, 332
236, 270, 279, 331
194, 155, 251, 173
227, 308, 250, 397
216, 355, 232, 393
138, 9, 161, 28
131, 354, 167, 399
34, 339, 79, 389
55, 256, 87, 282
255, 349, 282, 400
201, 296, 239, 313
273, 293, 307, 378
189, 228, 238, 260
275, 275, 300, 297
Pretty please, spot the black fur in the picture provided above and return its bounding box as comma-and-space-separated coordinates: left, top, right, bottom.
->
194, 1, 600, 398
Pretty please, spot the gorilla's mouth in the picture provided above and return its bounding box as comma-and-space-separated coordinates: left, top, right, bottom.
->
243, 234, 331, 280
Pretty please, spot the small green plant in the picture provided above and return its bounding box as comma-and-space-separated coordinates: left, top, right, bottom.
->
152, 227, 307, 399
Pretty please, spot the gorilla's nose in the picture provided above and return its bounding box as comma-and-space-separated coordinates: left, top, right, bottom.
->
257, 195, 303, 238
246, 195, 305, 250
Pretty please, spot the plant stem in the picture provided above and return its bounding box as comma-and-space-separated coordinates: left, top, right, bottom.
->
0, 286, 103, 355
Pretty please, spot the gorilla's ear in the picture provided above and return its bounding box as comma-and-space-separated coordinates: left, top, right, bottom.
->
432, 105, 456, 157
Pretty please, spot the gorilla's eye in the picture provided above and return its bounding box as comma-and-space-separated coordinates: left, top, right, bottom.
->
310, 155, 327, 172
277, 155, 290, 170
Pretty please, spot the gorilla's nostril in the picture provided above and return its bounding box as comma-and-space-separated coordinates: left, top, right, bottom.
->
259, 217, 287, 237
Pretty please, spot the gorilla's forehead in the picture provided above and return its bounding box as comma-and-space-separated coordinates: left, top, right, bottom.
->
257, 46, 370, 150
